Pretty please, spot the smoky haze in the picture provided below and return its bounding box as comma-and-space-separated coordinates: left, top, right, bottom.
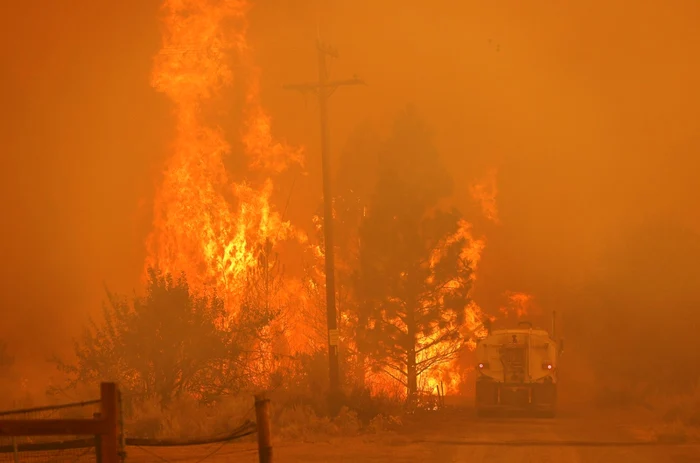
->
1, 0, 699, 398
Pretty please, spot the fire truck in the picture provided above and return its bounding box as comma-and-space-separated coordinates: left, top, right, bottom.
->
474, 314, 563, 417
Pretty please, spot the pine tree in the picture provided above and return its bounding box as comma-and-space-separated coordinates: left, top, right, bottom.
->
354, 106, 475, 404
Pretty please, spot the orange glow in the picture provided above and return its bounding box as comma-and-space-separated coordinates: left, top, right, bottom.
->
499, 291, 536, 319
145, 0, 304, 315
470, 168, 499, 224
3, 0, 700, 413
360, 218, 490, 398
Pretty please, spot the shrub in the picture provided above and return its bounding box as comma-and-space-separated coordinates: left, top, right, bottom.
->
366, 414, 403, 434
273, 404, 333, 441
344, 387, 403, 425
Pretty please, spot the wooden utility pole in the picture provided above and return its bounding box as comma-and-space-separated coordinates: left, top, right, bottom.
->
284, 40, 364, 414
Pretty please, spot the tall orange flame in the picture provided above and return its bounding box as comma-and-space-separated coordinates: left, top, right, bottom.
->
146, 0, 303, 311
144, 1, 531, 400
470, 168, 500, 224
499, 291, 537, 319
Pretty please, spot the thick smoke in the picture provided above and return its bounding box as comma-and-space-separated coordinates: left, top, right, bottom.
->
1, 0, 699, 400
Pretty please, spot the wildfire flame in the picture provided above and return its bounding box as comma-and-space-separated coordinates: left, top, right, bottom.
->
499, 291, 537, 319
470, 168, 499, 224
419, 221, 488, 396
143, 0, 532, 401
146, 0, 303, 312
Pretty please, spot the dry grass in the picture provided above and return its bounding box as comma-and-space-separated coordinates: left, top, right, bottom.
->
273, 405, 358, 441
126, 395, 254, 439
271, 403, 404, 442
124, 393, 405, 443
648, 385, 700, 443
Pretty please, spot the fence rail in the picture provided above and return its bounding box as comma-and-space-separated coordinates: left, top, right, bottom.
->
0, 421, 257, 453
0, 401, 101, 418
0, 383, 119, 463
0, 385, 273, 463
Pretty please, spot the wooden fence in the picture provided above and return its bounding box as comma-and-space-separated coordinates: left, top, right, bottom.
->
0, 382, 119, 463
0, 383, 273, 463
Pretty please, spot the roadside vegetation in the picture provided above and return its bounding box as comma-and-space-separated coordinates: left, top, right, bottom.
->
36, 107, 476, 441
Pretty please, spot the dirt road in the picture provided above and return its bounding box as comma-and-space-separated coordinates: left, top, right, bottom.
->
127, 408, 700, 462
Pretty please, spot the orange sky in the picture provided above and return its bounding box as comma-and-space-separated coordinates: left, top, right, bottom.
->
1, 0, 699, 386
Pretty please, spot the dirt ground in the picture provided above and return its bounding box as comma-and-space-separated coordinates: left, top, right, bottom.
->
124, 406, 700, 463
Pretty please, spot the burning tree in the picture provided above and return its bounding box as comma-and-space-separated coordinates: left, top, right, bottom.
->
53, 267, 273, 407
354, 107, 477, 403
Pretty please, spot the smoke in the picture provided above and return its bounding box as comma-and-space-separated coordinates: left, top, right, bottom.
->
1, 0, 699, 398
0, 1, 167, 386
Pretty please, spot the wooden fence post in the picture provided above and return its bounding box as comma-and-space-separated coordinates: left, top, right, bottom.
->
100, 383, 119, 463
254, 394, 272, 463
93, 413, 102, 463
